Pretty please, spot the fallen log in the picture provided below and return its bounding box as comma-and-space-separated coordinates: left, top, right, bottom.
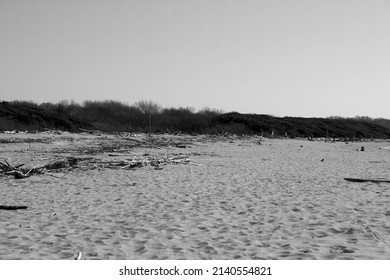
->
344, 178, 390, 183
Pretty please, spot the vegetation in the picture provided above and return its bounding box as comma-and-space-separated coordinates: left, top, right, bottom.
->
1, 100, 390, 139
218, 112, 390, 139
0, 100, 92, 132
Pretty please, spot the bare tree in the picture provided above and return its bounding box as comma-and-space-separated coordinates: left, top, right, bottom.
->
134, 100, 162, 136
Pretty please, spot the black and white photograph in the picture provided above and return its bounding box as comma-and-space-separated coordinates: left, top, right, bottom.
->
1, 0, 390, 278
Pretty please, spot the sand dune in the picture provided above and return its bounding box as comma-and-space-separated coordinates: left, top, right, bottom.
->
1, 132, 390, 259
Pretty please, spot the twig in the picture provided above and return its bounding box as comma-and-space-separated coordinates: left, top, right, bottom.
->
45, 170, 71, 178
4, 159, 12, 169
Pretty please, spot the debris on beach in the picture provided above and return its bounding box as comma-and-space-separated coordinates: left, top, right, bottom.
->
344, 178, 390, 183
0, 152, 198, 179
74, 251, 83, 260
79, 128, 102, 135
2, 130, 17, 134
101, 153, 197, 171
0, 131, 205, 179
0, 157, 83, 179
44, 157, 78, 170
0, 159, 44, 179
0, 205, 28, 210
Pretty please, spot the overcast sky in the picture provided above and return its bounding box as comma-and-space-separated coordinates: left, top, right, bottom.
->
1, 0, 390, 118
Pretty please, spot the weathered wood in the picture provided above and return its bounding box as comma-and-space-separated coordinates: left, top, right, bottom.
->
79, 128, 101, 134
344, 178, 390, 183
0, 205, 28, 210
44, 157, 77, 170
0, 161, 10, 171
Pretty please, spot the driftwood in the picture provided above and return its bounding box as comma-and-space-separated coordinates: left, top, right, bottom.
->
0, 157, 80, 179
0, 131, 203, 179
344, 178, 390, 183
104, 154, 197, 170
1, 160, 39, 179
79, 128, 102, 134
1, 152, 198, 179
44, 157, 77, 170
7, 170, 30, 179
0, 205, 28, 210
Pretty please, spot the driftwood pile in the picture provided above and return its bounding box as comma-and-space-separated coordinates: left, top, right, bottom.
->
0, 160, 44, 179
106, 154, 194, 170
0, 132, 204, 180
0, 157, 79, 179
1, 153, 196, 179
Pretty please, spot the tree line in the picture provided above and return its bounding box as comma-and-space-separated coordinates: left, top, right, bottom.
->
0, 100, 223, 134
1, 100, 390, 139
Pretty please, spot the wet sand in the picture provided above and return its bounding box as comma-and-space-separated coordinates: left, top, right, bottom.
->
1, 132, 390, 259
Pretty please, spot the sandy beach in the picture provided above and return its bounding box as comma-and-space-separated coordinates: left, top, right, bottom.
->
1, 132, 390, 260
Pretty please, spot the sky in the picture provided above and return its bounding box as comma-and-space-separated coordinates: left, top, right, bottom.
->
1, 0, 390, 118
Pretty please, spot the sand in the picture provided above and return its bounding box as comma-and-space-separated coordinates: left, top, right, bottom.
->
1, 132, 390, 259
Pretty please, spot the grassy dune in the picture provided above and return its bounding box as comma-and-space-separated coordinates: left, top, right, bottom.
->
1, 100, 390, 139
